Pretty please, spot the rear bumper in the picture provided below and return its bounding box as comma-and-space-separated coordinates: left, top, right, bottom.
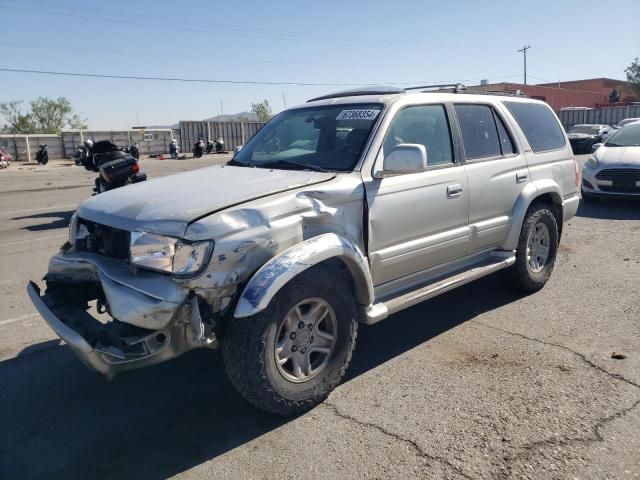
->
562, 194, 580, 221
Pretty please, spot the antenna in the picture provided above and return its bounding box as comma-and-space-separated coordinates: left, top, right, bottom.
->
517, 44, 531, 85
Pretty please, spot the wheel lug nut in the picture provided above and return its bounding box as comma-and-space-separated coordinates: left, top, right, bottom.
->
298, 321, 305, 329
301, 348, 306, 353
308, 323, 313, 330
290, 332, 296, 340
292, 345, 297, 352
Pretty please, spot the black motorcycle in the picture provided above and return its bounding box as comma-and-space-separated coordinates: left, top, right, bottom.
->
206, 140, 214, 154
36, 144, 49, 165
193, 139, 204, 158
81, 140, 147, 194
125, 143, 140, 159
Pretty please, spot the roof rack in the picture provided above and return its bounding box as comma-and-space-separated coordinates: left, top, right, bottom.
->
466, 89, 526, 97
405, 83, 467, 93
307, 86, 405, 102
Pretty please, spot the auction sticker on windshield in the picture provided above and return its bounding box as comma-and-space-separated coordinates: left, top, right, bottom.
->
336, 109, 381, 121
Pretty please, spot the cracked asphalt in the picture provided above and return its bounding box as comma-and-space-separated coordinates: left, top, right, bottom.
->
0, 154, 638, 479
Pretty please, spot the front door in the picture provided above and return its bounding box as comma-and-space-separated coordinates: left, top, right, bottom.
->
366, 104, 470, 286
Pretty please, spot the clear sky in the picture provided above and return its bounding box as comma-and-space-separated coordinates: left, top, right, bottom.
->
1, 0, 638, 129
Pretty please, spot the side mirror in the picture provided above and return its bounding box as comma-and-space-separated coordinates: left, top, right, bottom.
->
382, 143, 428, 175
233, 145, 243, 155
591, 143, 603, 152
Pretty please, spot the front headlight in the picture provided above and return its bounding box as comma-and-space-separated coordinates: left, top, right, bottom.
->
586, 156, 599, 169
68, 212, 78, 243
130, 231, 214, 278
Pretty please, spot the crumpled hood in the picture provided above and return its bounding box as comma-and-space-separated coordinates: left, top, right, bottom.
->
597, 146, 640, 165
77, 165, 334, 237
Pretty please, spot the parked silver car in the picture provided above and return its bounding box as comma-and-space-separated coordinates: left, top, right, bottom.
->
582, 122, 640, 200
28, 87, 580, 414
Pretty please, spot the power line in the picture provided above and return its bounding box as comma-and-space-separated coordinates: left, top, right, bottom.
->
0, 67, 445, 86
0, 41, 435, 70
0, 2, 406, 49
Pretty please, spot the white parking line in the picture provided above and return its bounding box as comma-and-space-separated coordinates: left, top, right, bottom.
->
0, 313, 41, 326
4, 233, 67, 247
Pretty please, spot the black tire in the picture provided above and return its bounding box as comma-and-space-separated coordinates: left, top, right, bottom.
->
501, 202, 559, 293
223, 264, 357, 415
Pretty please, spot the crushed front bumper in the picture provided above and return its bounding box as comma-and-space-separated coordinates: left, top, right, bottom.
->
27, 250, 217, 378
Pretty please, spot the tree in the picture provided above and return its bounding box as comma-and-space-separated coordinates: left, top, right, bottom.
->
251, 99, 272, 122
625, 58, 640, 96
0, 96, 88, 133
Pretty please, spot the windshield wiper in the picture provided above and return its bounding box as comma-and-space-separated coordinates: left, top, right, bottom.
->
226, 158, 253, 167
260, 159, 330, 172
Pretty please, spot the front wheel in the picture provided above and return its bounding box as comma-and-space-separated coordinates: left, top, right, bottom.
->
501, 203, 559, 292
223, 265, 357, 415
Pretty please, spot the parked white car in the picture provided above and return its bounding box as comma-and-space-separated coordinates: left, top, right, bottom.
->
582, 122, 640, 200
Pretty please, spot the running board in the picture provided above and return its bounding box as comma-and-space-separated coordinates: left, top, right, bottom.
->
363, 254, 516, 325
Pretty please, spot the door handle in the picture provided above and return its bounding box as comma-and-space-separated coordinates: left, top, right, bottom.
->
516, 171, 529, 183
447, 184, 463, 197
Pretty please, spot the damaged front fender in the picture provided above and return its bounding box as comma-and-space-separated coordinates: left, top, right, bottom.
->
234, 233, 374, 318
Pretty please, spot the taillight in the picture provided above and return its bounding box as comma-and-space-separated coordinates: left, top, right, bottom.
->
102, 171, 113, 181
573, 156, 579, 188
131, 162, 140, 174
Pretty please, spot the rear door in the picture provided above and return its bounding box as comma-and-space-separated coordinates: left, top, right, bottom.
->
453, 102, 530, 253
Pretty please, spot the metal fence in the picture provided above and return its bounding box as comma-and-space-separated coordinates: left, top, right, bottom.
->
559, 105, 640, 130
179, 121, 265, 153
0, 130, 175, 161
0, 134, 64, 161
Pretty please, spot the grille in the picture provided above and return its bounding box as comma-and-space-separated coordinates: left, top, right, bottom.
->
77, 219, 130, 260
595, 168, 640, 181
599, 185, 640, 193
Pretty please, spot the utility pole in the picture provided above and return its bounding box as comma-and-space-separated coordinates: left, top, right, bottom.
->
282, 92, 287, 109
517, 45, 531, 85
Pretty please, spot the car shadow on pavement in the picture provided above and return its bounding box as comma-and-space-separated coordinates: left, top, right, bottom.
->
576, 198, 640, 220
12, 210, 74, 231
0, 275, 522, 480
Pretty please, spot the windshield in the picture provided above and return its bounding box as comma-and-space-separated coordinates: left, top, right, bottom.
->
616, 118, 639, 127
232, 103, 383, 171
569, 125, 600, 134
605, 123, 640, 147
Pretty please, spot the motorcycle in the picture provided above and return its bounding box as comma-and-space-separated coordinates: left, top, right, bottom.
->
169, 140, 179, 159
73, 145, 85, 165
80, 140, 147, 194
126, 143, 140, 159
215, 137, 224, 153
36, 144, 49, 165
205, 138, 225, 154
193, 138, 204, 158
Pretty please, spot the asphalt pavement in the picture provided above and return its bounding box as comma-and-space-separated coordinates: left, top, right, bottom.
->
0, 154, 639, 480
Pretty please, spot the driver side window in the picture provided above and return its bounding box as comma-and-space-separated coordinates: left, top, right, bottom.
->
383, 105, 454, 166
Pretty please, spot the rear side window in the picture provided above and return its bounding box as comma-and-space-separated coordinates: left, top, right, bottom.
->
454, 104, 502, 159
504, 102, 566, 152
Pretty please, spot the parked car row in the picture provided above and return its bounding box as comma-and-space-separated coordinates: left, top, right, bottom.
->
567, 117, 640, 154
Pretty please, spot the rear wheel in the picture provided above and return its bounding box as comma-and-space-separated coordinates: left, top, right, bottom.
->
223, 265, 357, 415
501, 203, 559, 292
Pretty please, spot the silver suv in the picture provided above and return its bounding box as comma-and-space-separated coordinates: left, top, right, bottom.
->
28, 87, 580, 415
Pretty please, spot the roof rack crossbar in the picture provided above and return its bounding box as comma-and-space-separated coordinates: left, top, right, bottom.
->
307, 86, 405, 102
465, 90, 525, 97
405, 83, 467, 93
